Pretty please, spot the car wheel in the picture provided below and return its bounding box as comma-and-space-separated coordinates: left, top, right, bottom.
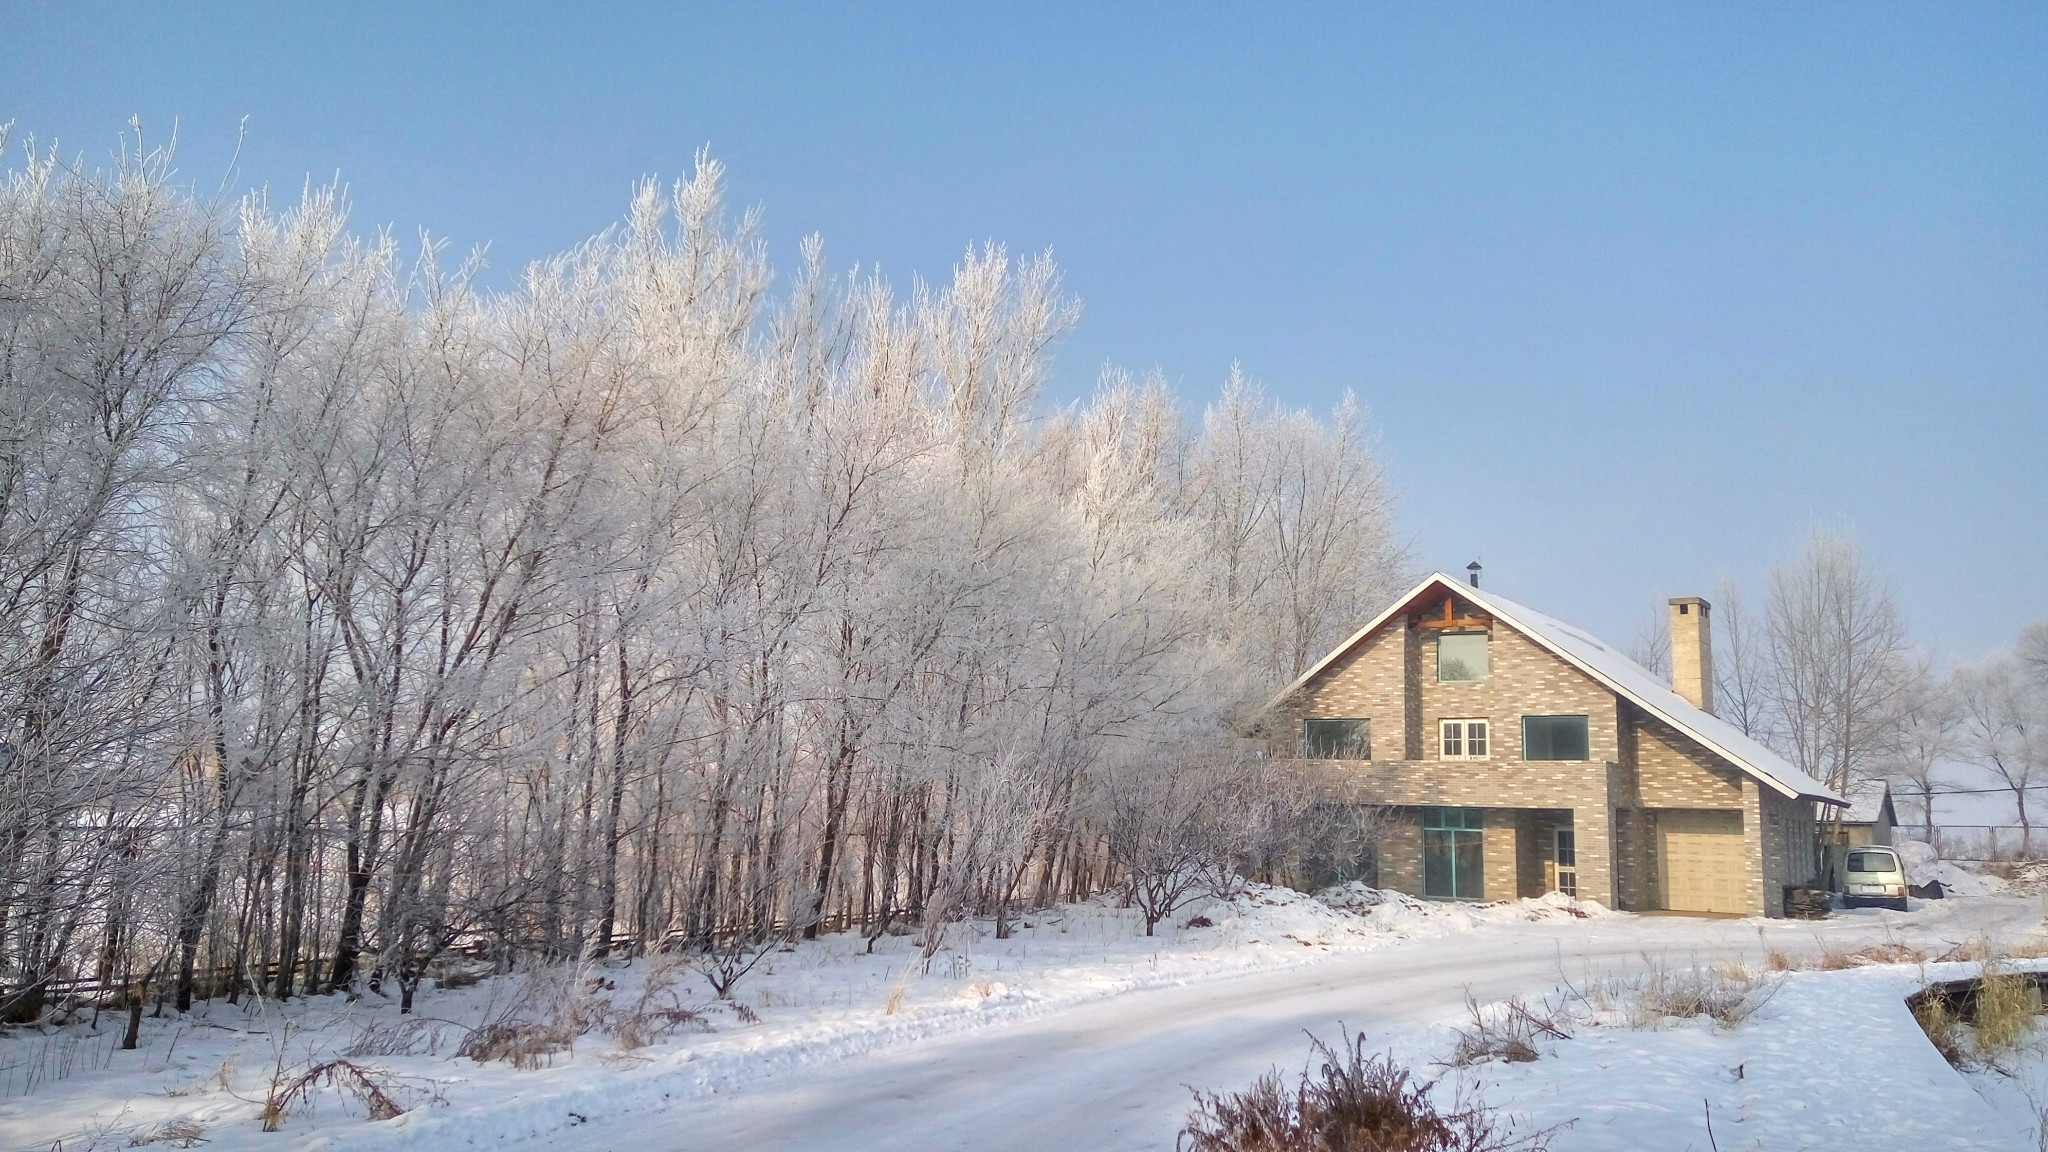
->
1891, 897, 1909, 912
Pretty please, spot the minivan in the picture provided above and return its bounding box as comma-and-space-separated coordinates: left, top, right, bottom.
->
1841, 846, 1909, 911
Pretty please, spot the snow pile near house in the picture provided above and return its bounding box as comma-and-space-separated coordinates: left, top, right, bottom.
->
1894, 837, 2009, 896
1314, 882, 1616, 934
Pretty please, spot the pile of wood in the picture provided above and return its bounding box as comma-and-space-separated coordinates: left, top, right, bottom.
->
1784, 886, 1832, 919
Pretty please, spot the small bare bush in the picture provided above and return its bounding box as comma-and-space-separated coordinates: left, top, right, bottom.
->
1444, 997, 1569, 1067
455, 1020, 578, 1070
346, 1017, 448, 1057
610, 950, 711, 1050
612, 1006, 708, 1051
128, 1118, 207, 1148
1182, 1032, 1557, 1152
1592, 962, 1780, 1030
260, 1060, 408, 1131
456, 959, 617, 1067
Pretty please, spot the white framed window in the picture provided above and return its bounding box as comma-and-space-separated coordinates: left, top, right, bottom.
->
1440, 718, 1489, 760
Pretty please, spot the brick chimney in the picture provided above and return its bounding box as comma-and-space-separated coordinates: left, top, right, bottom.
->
1667, 596, 1714, 715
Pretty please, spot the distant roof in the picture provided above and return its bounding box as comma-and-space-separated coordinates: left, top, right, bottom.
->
1269, 572, 1845, 804
1841, 781, 1897, 825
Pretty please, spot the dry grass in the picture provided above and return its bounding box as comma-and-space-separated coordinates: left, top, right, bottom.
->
612, 1005, 708, 1050
1935, 937, 1995, 963
457, 956, 716, 1067
1909, 944, 2047, 1071
1585, 962, 1781, 1030
345, 1017, 449, 1058
611, 950, 711, 1051
1973, 965, 2040, 1062
1444, 997, 1570, 1067
1913, 994, 1968, 1067
456, 1019, 578, 1069
1813, 941, 1929, 970
1181, 1033, 1558, 1152
128, 1118, 207, 1148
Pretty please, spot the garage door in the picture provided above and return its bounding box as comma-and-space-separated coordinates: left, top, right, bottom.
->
1658, 810, 1747, 914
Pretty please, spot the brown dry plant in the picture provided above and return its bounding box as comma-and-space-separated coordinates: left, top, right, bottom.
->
1181, 1032, 1558, 1152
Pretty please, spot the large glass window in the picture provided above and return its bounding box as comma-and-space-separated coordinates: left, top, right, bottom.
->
1301, 718, 1370, 760
1436, 632, 1490, 682
1522, 715, 1590, 760
1421, 807, 1485, 899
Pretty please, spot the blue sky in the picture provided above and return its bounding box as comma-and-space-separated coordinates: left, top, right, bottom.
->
5, 2, 2043, 661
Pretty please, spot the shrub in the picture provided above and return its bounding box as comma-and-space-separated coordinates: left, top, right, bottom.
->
1444, 997, 1569, 1067
455, 1020, 578, 1070
1180, 1033, 1557, 1152
259, 1060, 408, 1131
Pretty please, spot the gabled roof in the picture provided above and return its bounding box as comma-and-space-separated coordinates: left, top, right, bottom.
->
1841, 781, 1897, 826
1269, 572, 1844, 804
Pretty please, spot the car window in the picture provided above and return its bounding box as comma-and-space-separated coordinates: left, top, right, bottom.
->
1848, 851, 1899, 874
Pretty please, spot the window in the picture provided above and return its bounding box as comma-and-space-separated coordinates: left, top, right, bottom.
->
1301, 718, 1370, 760
1521, 714, 1590, 760
1848, 850, 1898, 874
1436, 632, 1489, 682
1440, 719, 1489, 759
1422, 807, 1485, 899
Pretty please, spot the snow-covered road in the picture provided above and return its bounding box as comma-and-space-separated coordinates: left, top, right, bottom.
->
562, 895, 2043, 1152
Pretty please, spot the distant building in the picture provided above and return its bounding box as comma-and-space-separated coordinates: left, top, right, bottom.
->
1828, 782, 1898, 849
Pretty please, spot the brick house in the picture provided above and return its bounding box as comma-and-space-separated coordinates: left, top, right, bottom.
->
1267, 571, 1841, 917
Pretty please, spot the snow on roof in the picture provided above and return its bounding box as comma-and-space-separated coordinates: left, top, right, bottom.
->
1270, 572, 1845, 804
1840, 781, 1895, 825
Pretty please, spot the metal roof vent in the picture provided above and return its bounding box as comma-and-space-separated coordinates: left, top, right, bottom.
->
1466, 560, 1482, 588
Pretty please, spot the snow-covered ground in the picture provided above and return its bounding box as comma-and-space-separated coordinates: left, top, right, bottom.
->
1444, 958, 2048, 1151
4, 885, 2043, 1152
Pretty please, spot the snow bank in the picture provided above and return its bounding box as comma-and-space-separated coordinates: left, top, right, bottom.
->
1314, 882, 1616, 934
0, 881, 1589, 1152
1895, 838, 2009, 896
1447, 959, 2048, 1151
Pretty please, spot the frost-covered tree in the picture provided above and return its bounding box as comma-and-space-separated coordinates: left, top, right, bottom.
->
0, 129, 1408, 1018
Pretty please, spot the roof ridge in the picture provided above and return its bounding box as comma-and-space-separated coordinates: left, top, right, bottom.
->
1270, 571, 1843, 804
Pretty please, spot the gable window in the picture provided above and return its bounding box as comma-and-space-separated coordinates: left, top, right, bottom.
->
1436, 632, 1489, 682
1302, 718, 1370, 760
1440, 719, 1489, 760
1522, 714, 1590, 761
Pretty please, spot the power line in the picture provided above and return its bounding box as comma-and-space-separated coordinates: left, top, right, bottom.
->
1894, 783, 2048, 796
